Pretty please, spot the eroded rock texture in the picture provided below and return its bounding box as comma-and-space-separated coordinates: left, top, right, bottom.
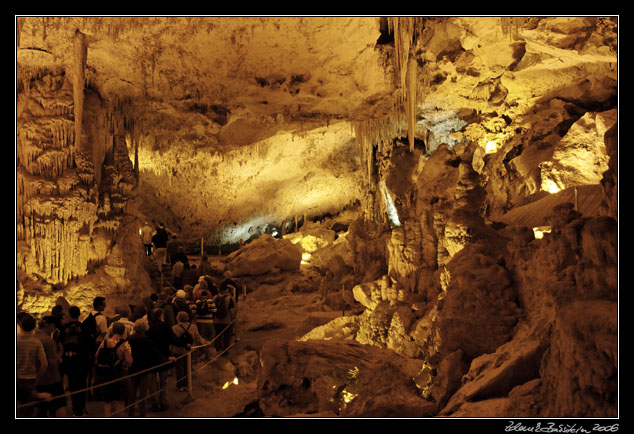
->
16, 16, 617, 418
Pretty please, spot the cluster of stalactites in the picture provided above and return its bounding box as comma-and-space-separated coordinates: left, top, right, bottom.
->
387, 17, 425, 152
500, 17, 527, 42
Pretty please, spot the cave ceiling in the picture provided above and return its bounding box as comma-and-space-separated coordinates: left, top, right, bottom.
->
16, 16, 618, 245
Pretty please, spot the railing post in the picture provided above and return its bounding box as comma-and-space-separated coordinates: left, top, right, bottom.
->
187, 351, 193, 399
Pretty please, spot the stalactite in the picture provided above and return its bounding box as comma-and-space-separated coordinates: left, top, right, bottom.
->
72, 29, 87, 155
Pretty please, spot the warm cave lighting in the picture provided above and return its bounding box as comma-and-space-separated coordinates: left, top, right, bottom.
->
380, 181, 402, 227
301, 252, 312, 265
533, 226, 552, 239
222, 377, 239, 389
485, 140, 498, 154
542, 179, 561, 194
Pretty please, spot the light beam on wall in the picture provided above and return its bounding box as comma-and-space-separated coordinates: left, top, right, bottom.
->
379, 181, 401, 227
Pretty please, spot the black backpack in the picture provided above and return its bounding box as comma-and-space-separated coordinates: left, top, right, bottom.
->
96, 339, 126, 377
82, 312, 102, 342
173, 324, 193, 348
61, 321, 84, 354
195, 297, 214, 317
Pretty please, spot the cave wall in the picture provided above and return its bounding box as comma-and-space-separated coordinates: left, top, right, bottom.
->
16, 66, 151, 314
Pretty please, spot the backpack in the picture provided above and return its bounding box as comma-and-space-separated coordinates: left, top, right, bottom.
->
60, 321, 87, 370
173, 324, 193, 348
95, 339, 126, 377
195, 296, 214, 317
82, 312, 102, 342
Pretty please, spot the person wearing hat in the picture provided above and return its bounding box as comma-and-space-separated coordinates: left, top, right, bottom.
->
193, 277, 211, 301
172, 289, 192, 320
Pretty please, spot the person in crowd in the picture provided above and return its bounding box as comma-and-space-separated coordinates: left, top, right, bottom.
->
170, 311, 209, 392
34, 316, 68, 417
193, 277, 212, 300
50, 305, 67, 345
172, 289, 192, 319
213, 284, 236, 355
83, 296, 109, 400
157, 291, 176, 327
181, 263, 198, 288
153, 223, 169, 265
131, 303, 150, 330
172, 260, 185, 289
203, 276, 220, 297
197, 254, 214, 278
147, 308, 175, 412
166, 235, 184, 265
127, 319, 163, 417
140, 221, 154, 256
17, 313, 50, 417
220, 275, 242, 305
59, 306, 91, 416
173, 245, 189, 267
94, 322, 132, 417
193, 292, 216, 349
107, 305, 135, 339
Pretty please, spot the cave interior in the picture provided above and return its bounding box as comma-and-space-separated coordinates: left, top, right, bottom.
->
15, 16, 618, 419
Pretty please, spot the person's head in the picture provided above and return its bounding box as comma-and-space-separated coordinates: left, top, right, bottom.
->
176, 289, 187, 299
114, 305, 131, 319
17, 311, 30, 326
134, 304, 147, 319
150, 293, 159, 303
151, 308, 164, 322
133, 319, 148, 334
68, 306, 81, 320
93, 296, 106, 311
176, 311, 190, 323
111, 322, 126, 336
19, 314, 37, 333
39, 316, 56, 331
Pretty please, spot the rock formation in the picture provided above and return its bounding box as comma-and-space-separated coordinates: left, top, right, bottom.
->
15, 16, 617, 418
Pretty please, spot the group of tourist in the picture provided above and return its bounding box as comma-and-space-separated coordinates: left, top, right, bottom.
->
16, 244, 240, 418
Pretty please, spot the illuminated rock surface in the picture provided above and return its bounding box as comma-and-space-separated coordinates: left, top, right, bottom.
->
15, 16, 617, 418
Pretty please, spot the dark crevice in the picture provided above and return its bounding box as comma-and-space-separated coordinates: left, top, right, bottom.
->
376, 17, 394, 46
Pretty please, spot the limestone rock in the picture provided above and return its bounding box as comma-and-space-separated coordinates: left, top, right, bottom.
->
441, 326, 545, 415
298, 315, 360, 342
258, 339, 434, 417
354, 301, 395, 348
436, 242, 518, 360
430, 349, 467, 408
540, 300, 617, 417
227, 234, 302, 276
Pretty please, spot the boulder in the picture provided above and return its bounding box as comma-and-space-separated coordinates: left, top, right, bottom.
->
258, 339, 436, 417
440, 326, 546, 415
227, 234, 302, 276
